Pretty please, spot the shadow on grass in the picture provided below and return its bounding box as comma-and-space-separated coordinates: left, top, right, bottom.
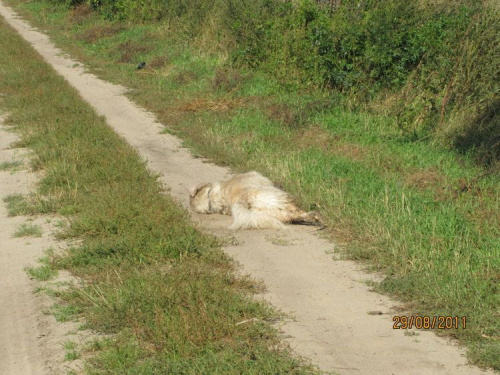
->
454, 99, 500, 167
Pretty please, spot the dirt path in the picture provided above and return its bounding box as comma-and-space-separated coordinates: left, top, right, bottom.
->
0, 118, 86, 375
0, 122, 47, 375
0, 3, 496, 374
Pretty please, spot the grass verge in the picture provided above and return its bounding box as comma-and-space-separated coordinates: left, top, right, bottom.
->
0, 15, 316, 374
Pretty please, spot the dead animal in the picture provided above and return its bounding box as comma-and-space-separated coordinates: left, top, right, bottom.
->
189, 171, 321, 230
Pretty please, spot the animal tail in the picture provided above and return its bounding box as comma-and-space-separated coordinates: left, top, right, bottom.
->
290, 211, 324, 227
230, 203, 285, 230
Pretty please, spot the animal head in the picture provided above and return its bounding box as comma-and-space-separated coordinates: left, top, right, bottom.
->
188, 183, 213, 214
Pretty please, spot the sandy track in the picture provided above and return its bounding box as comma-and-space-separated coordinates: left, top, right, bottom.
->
0, 3, 496, 374
0, 120, 85, 375
0, 126, 46, 375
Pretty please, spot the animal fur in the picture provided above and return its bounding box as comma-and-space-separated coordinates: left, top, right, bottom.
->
189, 171, 321, 230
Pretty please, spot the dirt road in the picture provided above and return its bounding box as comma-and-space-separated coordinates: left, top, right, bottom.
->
0, 3, 496, 374
0, 119, 86, 375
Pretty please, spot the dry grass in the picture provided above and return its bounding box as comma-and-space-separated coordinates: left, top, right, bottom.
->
404, 168, 446, 191
68, 4, 94, 24
296, 126, 367, 161
148, 55, 170, 69
295, 126, 340, 151
212, 67, 246, 91
331, 143, 367, 161
267, 103, 307, 129
173, 70, 197, 85
76, 24, 124, 44
116, 40, 151, 63
178, 97, 244, 113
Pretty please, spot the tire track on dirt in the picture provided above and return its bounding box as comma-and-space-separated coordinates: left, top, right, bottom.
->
0, 4, 496, 374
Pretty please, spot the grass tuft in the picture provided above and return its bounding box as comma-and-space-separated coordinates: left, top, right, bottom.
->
27, 264, 57, 281
0, 160, 23, 171
3, 194, 30, 216
13, 223, 43, 238
26, 253, 58, 281
50, 304, 81, 323
63, 341, 80, 361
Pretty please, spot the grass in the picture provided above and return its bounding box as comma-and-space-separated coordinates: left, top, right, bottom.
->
27, 263, 56, 280
26, 253, 58, 281
5, 0, 499, 370
0, 159, 23, 171
3, 194, 30, 216
63, 341, 80, 361
13, 223, 43, 237
50, 304, 81, 323
0, 13, 315, 375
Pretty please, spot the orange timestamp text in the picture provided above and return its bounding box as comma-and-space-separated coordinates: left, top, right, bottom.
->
393, 315, 466, 330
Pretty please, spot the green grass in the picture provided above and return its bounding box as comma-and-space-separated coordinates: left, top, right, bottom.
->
5, 0, 499, 370
0, 14, 315, 375
0, 160, 23, 171
50, 304, 81, 323
63, 341, 80, 361
3, 193, 55, 216
3, 194, 30, 216
26, 253, 58, 281
13, 223, 43, 237
26, 265, 56, 281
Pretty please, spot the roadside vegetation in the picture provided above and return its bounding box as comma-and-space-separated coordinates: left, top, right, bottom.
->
0, 17, 315, 374
13, 222, 43, 237
3, 0, 500, 371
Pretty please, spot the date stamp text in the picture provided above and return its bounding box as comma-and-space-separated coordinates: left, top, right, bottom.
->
393, 316, 466, 330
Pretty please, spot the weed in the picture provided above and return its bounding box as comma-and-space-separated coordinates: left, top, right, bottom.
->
178, 97, 243, 113
265, 234, 295, 246
172, 70, 197, 85
68, 3, 93, 24
212, 66, 246, 92
148, 55, 169, 69
267, 103, 307, 129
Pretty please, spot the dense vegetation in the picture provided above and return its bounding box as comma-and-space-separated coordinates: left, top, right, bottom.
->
68, 0, 500, 165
